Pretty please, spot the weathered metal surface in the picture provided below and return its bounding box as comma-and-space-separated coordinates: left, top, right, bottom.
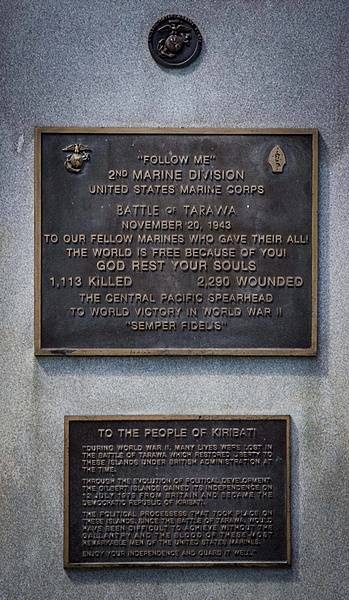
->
64, 415, 291, 568
35, 127, 317, 356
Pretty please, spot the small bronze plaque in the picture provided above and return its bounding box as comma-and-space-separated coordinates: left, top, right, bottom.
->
35, 128, 317, 356
64, 416, 290, 567
148, 15, 203, 68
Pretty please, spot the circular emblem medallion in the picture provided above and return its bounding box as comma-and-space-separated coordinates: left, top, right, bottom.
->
148, 15, 202, 68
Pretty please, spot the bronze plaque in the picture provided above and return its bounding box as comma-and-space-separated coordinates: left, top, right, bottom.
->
64, 416, 291, 568
148, 15, 203, 68
35, 128, 317, 356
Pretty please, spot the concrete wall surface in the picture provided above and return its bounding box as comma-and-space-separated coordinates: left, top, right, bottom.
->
0, 1, 348, 599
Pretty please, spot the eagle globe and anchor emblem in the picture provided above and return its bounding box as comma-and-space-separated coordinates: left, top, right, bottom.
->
149, 15, 202, 68
157, 21, 192, 58
62, 143, 91, 173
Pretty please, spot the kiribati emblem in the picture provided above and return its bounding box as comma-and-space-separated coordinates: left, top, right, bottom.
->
62, 143, 91, 174
268, 145, 286, 173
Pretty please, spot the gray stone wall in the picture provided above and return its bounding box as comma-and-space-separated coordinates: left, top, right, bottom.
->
0, 1, 348, 599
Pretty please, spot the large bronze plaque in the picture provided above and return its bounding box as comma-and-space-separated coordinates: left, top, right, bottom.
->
35, 128, 317, 355
64, 416, 291, 567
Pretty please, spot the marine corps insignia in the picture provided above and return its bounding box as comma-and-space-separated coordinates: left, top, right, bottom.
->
62, 143, 91, 174
268, 145, 286, 173
148, 15, 202, 68
157, 22, 191, 59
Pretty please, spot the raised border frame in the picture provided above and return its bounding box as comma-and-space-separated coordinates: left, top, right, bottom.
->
64, 414, 291, 568
35, 128, 318, 356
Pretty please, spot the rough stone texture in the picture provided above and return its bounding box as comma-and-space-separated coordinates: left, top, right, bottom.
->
0, 1, 348, 599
